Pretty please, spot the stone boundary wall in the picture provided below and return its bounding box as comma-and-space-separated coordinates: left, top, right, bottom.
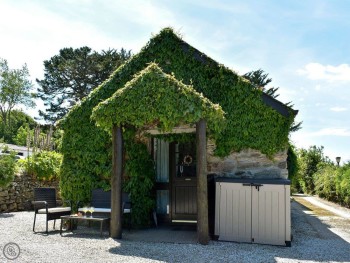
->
207, 140, 288, 179
0, 173, 60, 213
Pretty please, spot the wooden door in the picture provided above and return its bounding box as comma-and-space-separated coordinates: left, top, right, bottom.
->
171, 142, 197, 223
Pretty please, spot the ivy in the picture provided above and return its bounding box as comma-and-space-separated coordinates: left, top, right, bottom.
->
59, 28, 296, 226
122, 129, 155, 226
151, 133, 195, 143
91, 63, 225, 135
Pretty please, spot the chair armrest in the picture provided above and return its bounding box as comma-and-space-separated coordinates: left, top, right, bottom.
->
122, 201, 132, 211
32, 201, 48, 211
32, 201, 47, 205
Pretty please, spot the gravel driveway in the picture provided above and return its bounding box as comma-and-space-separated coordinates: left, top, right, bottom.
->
1, 198, 350, 263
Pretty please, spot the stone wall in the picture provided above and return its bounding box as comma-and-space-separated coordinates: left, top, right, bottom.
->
207, 140, 288, 179
0, 173, 60, 213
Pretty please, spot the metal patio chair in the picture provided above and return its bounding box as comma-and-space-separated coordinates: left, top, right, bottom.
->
32, 188, 71, 234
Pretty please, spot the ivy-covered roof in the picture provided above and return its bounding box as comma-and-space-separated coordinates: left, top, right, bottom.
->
92, 63, 225, 133
59, 28, 298, 205
61, 27, 297, 157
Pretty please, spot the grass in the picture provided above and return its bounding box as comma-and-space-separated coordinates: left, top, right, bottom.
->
293, 196, 336, 217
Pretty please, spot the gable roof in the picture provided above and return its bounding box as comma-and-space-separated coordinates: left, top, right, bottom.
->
62, 27, 296, 157
91, 63, 225, 133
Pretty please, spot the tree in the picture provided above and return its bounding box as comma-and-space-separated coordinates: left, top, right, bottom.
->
297, 145, 332, 194
243, 69, 302, 132
37, 47, 132, 123
243, 69, 279, 98
0, 110, 36, 144
0, 58, 35, 136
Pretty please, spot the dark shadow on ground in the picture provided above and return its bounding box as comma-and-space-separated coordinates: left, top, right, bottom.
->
107, 201, 350, 263
0, 213, 14, 218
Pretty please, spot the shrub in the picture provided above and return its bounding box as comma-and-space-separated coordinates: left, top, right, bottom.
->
19, 151, 62, 180
335, 164, 350, 207
0, 153, 17, 187
296, 146, 330, 194
313, 164, 337, 201
311, 161, 350, 208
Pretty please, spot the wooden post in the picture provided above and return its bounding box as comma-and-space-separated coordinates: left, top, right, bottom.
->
196, 119, 209, 245
111, 125, 123, 239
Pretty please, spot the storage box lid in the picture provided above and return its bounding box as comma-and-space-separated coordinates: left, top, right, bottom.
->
215, 177, 291, 185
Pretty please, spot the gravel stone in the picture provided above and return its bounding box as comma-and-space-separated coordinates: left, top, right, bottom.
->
0, 200, 350, 263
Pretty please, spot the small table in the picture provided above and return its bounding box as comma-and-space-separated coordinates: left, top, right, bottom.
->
60, 215, 110, 237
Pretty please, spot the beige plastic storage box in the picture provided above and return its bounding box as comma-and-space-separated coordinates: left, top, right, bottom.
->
215, 178, 291, 246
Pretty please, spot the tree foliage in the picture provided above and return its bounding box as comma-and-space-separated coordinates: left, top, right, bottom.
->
296, 145, 332, 193
0, 110, 36, 144
0, 58, 35, 139
243, 69, 278, 98
37, 47, 131, 123
312, 161, 350, 207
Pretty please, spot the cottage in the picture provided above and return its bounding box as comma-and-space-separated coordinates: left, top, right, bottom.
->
60, 28, 297, 245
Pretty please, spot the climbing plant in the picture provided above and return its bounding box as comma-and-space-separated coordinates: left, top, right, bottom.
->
91, 63, 225, 134
59, 28, 296, 226
122, 129, 155, 226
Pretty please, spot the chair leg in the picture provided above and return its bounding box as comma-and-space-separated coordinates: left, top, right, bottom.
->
33, 213, 37, 232
128, 213, 131, 231
46, 214, 48, 234
153, 210, 158, 227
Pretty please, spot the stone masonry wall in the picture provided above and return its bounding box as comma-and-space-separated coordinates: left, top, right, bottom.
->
207, 140, 288, 179
0, 173, 60, 213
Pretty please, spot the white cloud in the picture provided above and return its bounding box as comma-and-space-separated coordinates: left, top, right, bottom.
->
330, 107, 347, 112
314, 128, 350, 137
298, 63, 350, 82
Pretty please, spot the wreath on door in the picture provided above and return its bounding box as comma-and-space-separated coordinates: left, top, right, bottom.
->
183, 155, 193, 166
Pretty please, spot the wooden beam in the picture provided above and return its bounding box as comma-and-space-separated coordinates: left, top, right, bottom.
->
196, 119, 209, 245
111, 125, 123, 239
144, 126, 196, 135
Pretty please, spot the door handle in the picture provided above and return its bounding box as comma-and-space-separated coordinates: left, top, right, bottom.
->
253, 184, 263, 191
185, 178, 191, 181
242, 183, 252, 187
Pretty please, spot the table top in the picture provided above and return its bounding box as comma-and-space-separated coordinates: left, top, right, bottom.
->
61, 215, 110, 221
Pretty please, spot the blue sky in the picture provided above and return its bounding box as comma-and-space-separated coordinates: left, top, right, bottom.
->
1, 0, 349, 163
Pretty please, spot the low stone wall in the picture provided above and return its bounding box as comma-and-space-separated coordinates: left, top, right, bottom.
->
207, 140, 288, 179
0, 173, 60, 213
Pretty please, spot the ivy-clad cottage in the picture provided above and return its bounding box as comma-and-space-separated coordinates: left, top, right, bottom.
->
60, 28, 297, 245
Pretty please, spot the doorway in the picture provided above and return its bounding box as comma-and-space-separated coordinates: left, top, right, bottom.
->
153, 139, 197, 224
170, 141, 197, 223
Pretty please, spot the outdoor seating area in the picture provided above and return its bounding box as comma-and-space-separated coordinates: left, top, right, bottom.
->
32, 188, 134, 236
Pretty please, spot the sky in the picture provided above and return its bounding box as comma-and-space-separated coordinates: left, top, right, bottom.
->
0, 0, 349, 164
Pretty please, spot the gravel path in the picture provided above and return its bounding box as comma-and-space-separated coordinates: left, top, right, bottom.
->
1, 199, 350, 263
